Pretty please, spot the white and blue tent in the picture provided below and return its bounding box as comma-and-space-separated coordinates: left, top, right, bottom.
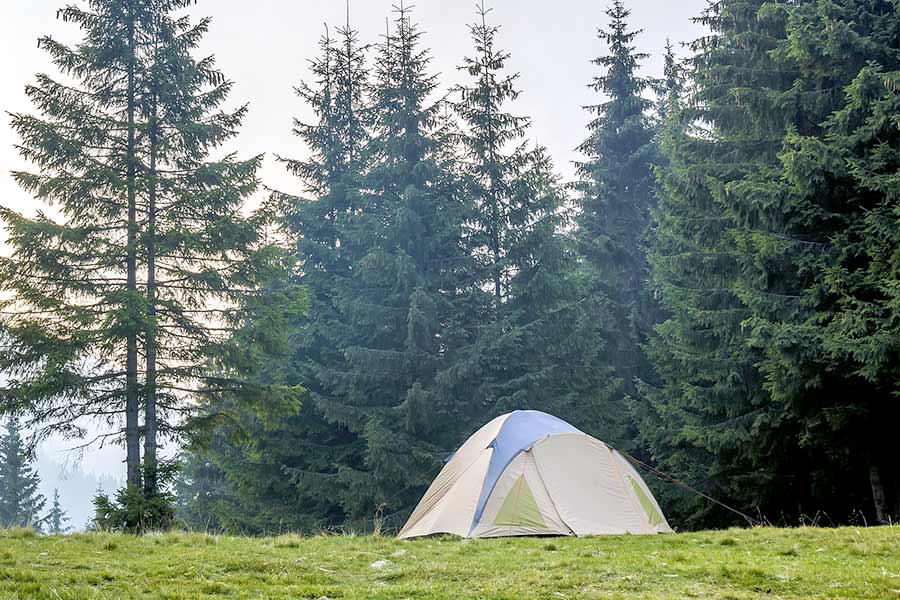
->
398, 410, 672, 539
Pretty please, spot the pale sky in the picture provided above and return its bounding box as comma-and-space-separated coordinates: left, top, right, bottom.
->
0, 0, 706, 486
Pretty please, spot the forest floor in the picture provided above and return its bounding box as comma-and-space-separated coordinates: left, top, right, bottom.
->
0, 526, 898, 599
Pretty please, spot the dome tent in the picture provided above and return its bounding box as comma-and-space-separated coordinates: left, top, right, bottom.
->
398, 410, 672, 539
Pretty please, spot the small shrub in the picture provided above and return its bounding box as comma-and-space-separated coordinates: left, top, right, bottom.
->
93, 485, 175, 534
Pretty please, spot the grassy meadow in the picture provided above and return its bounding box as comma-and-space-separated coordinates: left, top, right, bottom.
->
0, 526, 898, 599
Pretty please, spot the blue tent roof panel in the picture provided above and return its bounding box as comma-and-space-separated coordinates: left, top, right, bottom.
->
471, 410, 581, 531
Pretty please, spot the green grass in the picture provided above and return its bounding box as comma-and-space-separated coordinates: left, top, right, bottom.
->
0, 526, 898, 599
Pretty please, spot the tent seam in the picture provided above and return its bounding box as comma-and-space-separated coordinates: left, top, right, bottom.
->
530, 444, 576, 536
606, 444, 652, 534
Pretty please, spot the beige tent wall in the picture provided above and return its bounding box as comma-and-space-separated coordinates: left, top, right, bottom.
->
471, 451, 571, 538
612, 450, 674, 533
532, 434, 658, 535
397, 414, 509, 539
398, 449, 493, 539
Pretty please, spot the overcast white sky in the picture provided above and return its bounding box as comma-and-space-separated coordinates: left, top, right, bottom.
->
1, 0, 706, 482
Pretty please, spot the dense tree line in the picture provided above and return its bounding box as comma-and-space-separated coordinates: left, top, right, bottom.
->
642, 0, 900, 527
2, 0, 899, 533
177, 0, 900, 532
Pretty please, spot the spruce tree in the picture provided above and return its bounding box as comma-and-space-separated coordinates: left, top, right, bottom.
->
0, 0, 295, 514
47, 489, 70, 535
450, 2, 613, 440
821, 62, 900, 522
270, 20, 372, 525
306, 4, 476, 517
732, 0, 900, 523
0, 420, 46, 530
184, 19, 373, 533
640, 0, 797, 526
573, 1, 660, 444
0, 0, 152, 490
132, 1, 294, 497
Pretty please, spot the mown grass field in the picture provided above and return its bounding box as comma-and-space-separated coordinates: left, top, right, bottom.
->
0, 526, 898, 599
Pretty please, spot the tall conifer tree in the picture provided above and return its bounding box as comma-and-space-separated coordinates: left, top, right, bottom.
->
0, 0, 294, 510
732, 0, 900, 522
640, 0, 797, 525
450, 2, 614, 439
305, 4, 476, 516
270, 21, 372, 524
0, 0, 150, 489
132, 1, 291, 496
195, 19, 376, 532
574, 1, 660, 442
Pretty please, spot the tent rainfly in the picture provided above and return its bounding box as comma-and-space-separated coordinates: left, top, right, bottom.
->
398, 410, 673, 539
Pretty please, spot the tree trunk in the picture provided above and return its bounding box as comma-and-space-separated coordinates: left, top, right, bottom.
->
870, 464, 890, 524
482, 28, 502, 307
124, 0, 141, 491
144, 72, 159, 498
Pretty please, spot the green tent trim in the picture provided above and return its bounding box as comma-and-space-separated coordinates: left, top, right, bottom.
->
493, 476, 546, 529
629, 476, 662, 526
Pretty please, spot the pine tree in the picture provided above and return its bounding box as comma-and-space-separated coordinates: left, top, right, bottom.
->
573, 1, 660, 445
0, 0, 153, 491
450, 2, 614, 440
639, 0, 799, 526
132, 1, 296, 497
305, 4, 477, 518
46, 489, 70, 535
183, 18, 374, 533
269, 19, 372, 526
0, 420, 46, 530
732, 0, 900, 523
0, 0, 297, 516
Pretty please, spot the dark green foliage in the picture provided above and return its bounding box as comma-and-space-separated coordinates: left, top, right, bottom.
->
820, 61, 900, 521
573, 1, 661, 450
174, 451, 233, 533
640, 0, 802, 527
93, 484, 175, 534
178, 21, 369, 534
733, 0, 900, 523
305, 4, 476, 517
0, 420, 46, 530
266, 20, 374, 529
449, 3, 614, 445
46, 489, 70, 535
642, 0, 900, 526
